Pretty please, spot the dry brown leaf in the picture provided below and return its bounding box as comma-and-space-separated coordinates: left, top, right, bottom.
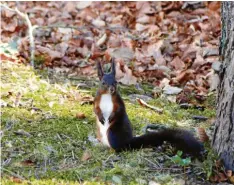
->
209, 175, 218, 182
170, 56, 185, 70
170, 69, 195, 86
136, 2, 156, 15
96, 33, 107, 47
111, 47, 134, 61
0, 2, 221, 101
92, 19, 106, 27
135, 23, 148, 32
10, 177, 23, 183
47, 16, 57, 24
218, 172, 228, 182
78, 7, 97, 22
208, 2, 220, 12
55, 42, 69, 56
81, 150, 92, 161
107, 35, 121, 48
116, 63, 137, 85
1, 17, 18, 32
0, 53, 19, 63
21, 160, 35, 167
80, 95, 94, 105
76, 1, 92, 10
136, 15, 151, 24
64, 2, 77, 12
76, 112, 86, 119
2, 8, 16, 18
37, 46, 64, 60
148, 25, 160, 34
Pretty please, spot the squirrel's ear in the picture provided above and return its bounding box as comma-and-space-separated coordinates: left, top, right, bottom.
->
97, 61, 104, 80
111, 58, 116, 77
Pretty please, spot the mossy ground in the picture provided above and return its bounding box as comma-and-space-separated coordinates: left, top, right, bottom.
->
1, 60, 217, 185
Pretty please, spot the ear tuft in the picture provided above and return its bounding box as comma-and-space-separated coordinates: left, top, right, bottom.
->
111, 58, 116, 77
97, 61, 104, 80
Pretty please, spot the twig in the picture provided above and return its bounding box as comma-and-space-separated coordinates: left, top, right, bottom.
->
144, 167, 184, 171
0, 3, 35, 67
136, 98, 163, 114
140, 155, 161, 169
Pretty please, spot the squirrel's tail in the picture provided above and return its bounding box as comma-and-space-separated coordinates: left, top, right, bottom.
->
125, 129, 204, 156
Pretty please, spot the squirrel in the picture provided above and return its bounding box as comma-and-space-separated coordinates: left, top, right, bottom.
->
93, 59, 204, 157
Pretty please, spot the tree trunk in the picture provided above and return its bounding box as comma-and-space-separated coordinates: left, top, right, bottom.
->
212, 2, 234, 171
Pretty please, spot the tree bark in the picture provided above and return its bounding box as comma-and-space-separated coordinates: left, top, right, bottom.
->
212, 2, 234, 171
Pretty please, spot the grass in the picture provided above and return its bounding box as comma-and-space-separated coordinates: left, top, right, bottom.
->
1, 60, 217, 185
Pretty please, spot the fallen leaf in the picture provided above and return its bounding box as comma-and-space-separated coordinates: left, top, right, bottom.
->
80, 96, 94, 105
136, 2, 156, 15
81, 150, 92, 161
1, 17, 18, 32
136, 15, 151, 24
211, 61, 222, 72
76, 1, 92, 9
210, 175, 218, 182
37, 46, 64, 60
117, 64, 137, 85
76, 112, 86, 119
203, 48, 219, 57
170, 56, 185, 70
135, 23, 148, 32
2, 8, 16, 18
92, 19, 106, 27
170, 69, 195, 86
218, 172, 228, 182
110, 47, 134, 61
96, 33, 107, 47
10, 177, 23, 183
148, 181, 160, 185
163, 85, 183, 95
64, 2, 77, 12
21, 160, 35, 167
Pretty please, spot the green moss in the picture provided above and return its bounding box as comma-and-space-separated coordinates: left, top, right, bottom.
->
34, 55, 46, 66
1, 61, 217, 184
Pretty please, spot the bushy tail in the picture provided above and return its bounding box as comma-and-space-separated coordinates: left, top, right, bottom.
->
126, 129, 204, 156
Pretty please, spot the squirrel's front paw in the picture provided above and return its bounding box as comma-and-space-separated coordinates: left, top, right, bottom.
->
98, 115, 105, 125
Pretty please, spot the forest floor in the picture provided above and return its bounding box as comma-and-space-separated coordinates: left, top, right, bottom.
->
1, 52, 219, 185
1, 2, 231, 184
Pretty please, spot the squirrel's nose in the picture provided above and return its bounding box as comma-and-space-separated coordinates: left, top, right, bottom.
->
109, 86, 115, 94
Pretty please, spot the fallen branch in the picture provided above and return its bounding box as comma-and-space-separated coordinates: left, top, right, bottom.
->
0, 3, 35, 67
136, 98, 163, 114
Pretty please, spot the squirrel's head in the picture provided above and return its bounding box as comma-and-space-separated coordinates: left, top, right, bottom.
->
97, 59, 117, 94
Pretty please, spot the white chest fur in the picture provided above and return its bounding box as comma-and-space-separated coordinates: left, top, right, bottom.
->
97, 94, 113, 147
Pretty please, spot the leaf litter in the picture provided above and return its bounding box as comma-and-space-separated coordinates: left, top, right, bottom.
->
1, 2, 221, 104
